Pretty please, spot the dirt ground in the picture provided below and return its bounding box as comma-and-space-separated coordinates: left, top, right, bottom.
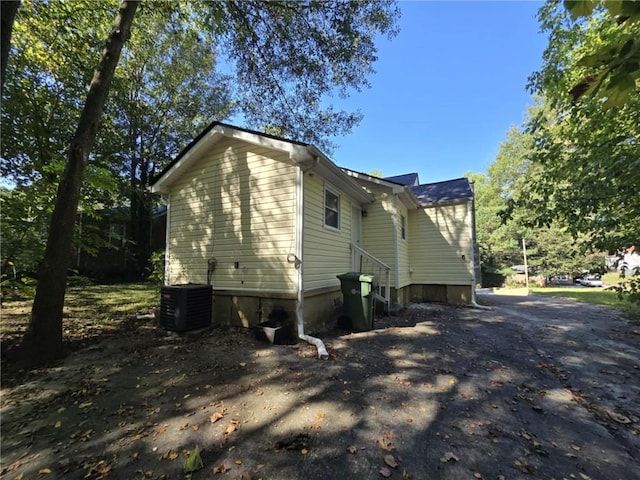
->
2, 293, 640, 480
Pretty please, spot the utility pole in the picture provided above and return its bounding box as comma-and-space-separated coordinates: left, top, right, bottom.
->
522, 238, 529, 289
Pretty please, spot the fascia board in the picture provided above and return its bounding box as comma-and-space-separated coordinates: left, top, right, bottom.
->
342, 169, 401, 189
150, 126, 225, 193
151, 125, 305, 194
305, 147, 373, 204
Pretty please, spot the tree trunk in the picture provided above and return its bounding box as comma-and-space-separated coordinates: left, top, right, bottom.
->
18, 0, 139, 366
1, 0, 20, 93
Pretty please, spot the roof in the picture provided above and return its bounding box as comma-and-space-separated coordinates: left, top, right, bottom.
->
151, 121, 309, 187
383, 173, 420, 186
411, 178, 473, 206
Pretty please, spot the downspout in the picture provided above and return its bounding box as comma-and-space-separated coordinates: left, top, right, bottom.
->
467, 196, 491, 310
392, 195, 400, 296
295, 163, 329, 359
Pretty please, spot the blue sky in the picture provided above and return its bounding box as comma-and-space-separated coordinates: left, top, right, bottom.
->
330, 0, 547, 183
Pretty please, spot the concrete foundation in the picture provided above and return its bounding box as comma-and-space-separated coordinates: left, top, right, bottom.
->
408, 284, 472, 305
212, 289, 297, 329
211, 287, 342, 336
303, 286, 343, 334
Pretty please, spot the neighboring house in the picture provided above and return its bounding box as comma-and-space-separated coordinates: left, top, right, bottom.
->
72, 205, 166, 279
150, 122, 477, 335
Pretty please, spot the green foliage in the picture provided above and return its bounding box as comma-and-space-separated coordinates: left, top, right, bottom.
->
0, 272, 37, 301
471, 117, 609, 281
2, 0, 400, 280
612, 277, 640, 305
146, 250, 165, 285
507, 0, 640, 263
560, 0, 640, 106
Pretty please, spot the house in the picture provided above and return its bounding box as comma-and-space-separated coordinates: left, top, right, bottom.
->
150, 122, 477, 335
344, 171, 477, 306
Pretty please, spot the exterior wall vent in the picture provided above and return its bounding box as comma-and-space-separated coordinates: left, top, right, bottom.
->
159, 284, 213, 332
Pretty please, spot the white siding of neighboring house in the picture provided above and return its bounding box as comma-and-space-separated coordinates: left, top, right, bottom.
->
303, 172, 354, 291
166, 138, 298, 292
360, 184, 396, 285
408, 201, 473, 285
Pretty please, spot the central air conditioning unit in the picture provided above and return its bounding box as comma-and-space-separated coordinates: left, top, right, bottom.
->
159, 284, 213, 332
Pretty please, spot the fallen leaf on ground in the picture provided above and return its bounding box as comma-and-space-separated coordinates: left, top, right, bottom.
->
379, 466, 392, 477
213, 464, 229, 474
38, 468, 52, 474
210, 412, 224, 423
440, 452, 459, 463
384, 454, 398, 468
474, 473, 482, 479
183, 446, 204, 474
168, 452, 179, 460
301, 448, 309, 455
609, 412, 632, 424
514, 459, 534, 474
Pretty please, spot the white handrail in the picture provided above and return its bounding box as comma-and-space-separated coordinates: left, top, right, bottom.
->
350, 243, 391, 311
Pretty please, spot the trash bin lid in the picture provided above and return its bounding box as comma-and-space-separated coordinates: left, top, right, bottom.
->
337, 272, 376, 283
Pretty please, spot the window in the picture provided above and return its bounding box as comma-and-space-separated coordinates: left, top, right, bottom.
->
324, 186, 340, 230
400, 215, 406, 240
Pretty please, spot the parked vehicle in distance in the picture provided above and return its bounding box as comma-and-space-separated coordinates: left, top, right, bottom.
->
581, 276, 603, 287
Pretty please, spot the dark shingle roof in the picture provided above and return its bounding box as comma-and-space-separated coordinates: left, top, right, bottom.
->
411, 178, 473, 206
384, 173, 419, 186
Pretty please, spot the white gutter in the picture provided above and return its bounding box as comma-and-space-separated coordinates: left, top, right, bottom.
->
295, 164, 329, 359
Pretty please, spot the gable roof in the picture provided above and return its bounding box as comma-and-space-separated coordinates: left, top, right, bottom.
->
384, 173, 420, 186
411, 178, 473, 207
149, 121, 373, 204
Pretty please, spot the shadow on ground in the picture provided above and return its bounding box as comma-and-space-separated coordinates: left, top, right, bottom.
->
1, 296, 639, 480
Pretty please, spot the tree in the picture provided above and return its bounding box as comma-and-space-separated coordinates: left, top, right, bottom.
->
0, 1, 20, 92
473, 117, 603, 284
17, 0, 139, 365
2, 2, 235, 277
509, 1, 640, 254
105, 6, 235, 275
561, 0, 640, 106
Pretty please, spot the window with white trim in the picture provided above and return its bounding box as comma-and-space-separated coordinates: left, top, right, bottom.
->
324, 186, 340, 230
400, 214, 406, 240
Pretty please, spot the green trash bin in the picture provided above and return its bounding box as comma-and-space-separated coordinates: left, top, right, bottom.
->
337, 272, 377, 331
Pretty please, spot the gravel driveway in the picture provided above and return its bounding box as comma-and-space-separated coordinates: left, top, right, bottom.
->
1, 293, 639, 480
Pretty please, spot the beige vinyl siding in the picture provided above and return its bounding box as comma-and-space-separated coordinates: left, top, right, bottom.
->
303, 173, 353, 291
360, 185, 396, 284
395, 200, 411, 288
167, 138, 297, 291
408, 202, 473, 285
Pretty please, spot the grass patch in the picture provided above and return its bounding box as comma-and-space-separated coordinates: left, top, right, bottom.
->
1, 282, 161, 351
65, 282, 159, 323
531, 286, 640, 322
